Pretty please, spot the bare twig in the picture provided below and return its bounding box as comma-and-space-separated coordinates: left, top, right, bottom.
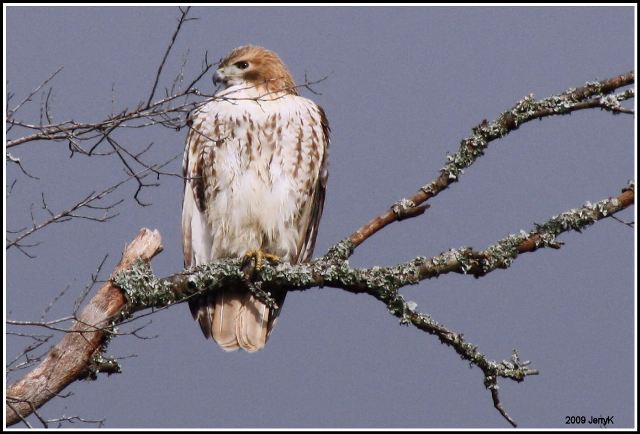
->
48, 415, 105, 428
6, 184, 124, 254
184, 51, 213, 93
610, 214, 634, 227
40, 285, 71, 322
6, 155, 179, 255
7, 66, 63, 119
6, 332, 54, 374
6, 152, 39, 179
145, 6, 192, 108
74, 254, 110, 314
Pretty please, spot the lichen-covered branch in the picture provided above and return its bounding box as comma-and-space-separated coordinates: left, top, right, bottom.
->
114, 183, 631, 427
415, 181, 635, 279
348, 72, 634, 250
6, 182, 634, 427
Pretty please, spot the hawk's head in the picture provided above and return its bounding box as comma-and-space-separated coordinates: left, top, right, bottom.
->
214, 45, 298, 95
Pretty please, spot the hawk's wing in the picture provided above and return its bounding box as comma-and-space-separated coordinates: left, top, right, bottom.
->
293, 104, 330, 263
181, 110, 214, 269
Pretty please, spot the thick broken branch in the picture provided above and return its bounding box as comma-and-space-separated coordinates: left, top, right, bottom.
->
5, 229, 163, 426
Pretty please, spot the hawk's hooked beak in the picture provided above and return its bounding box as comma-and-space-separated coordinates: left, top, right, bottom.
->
213, 68, 226, 86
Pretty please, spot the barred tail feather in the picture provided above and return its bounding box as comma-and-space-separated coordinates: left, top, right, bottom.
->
189, 287, 282, 352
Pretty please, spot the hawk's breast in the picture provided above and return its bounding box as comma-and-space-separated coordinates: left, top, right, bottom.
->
184, 85, 327, 263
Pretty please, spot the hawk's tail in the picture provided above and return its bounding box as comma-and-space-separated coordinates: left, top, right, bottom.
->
189, 287, 285, 352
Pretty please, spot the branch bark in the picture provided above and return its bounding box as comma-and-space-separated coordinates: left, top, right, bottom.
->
5, 229, 163, 426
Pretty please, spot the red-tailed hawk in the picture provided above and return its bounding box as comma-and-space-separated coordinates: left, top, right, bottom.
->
182, 45, 329, 352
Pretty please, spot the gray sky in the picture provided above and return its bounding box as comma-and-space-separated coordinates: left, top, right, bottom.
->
5, 5, 636, 429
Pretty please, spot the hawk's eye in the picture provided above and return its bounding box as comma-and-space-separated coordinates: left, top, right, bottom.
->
235, 61, 249, 70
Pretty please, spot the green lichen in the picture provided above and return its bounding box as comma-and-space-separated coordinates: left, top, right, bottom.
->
112, 259, 175, 311
324, 239, 355, 261
533, 197, 618, 237
85, 352, 121, 381
391, 198, 416, 219
187, 259, 245, 291
482, 233, 526, 273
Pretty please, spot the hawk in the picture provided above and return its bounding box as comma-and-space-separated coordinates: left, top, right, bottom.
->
182, 45, 330, 352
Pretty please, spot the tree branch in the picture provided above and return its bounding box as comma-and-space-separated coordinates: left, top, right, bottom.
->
348, 72, 634, 249
6, 66, 63, 121
145, 6, 192, 109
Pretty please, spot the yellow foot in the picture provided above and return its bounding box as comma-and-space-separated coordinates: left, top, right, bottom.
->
244, 249, 281, 270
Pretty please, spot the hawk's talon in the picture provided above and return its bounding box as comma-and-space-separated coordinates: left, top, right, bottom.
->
244, 249, 281, 270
